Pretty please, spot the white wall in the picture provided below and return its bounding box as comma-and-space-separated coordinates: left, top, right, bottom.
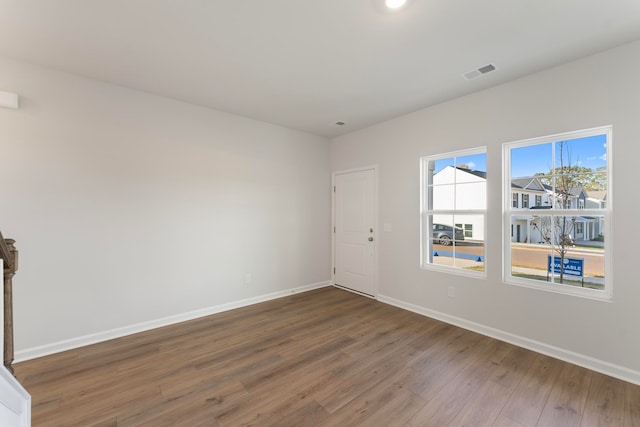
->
0, 57, 331, 356
332, 40, 640, 379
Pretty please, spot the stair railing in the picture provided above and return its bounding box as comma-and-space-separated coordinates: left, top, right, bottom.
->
0, 230, 17, 374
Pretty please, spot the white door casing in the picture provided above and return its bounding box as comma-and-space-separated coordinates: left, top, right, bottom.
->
333, 168, 376, 296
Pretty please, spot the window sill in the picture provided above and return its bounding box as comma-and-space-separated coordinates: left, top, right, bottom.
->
505, 275, 612, 302
421, 264, 487, 280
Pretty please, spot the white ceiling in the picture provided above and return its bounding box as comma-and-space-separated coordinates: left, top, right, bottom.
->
1, 1, 640, 138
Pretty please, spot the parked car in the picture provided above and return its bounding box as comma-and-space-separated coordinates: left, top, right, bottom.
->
432, 223, 464, 246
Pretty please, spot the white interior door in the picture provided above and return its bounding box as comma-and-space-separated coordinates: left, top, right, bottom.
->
334, 169, 375, 296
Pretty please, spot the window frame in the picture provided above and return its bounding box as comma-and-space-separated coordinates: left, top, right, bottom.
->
502, 126, 612, 301
420, 146, 487, 278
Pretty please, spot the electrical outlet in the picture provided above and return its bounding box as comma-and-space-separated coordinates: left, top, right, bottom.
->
447, 286, 455, 298
244, 273, 252, 285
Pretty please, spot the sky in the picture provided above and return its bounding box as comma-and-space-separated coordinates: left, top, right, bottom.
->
429, 133, 607, 178
510, 133, 607, 178
433, 153, 487, 175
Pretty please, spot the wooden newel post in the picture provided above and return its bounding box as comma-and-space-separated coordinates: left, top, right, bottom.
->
1, 235, 17, 375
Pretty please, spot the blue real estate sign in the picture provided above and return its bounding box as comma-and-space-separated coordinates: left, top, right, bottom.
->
547, 255, 584, 277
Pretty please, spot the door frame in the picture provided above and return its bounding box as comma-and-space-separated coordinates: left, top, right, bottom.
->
331, 165, 379, 298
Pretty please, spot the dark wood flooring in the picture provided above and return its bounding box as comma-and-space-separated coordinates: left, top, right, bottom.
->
15, 286, 640, 426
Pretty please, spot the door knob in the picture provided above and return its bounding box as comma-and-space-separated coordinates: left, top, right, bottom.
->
368, 237, 374, 242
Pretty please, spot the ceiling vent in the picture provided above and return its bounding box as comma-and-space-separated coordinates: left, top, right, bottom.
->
463, 63, 497, 80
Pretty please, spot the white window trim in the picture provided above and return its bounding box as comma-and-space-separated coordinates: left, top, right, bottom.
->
420, 146, 487, 279
502, 126, 612, 301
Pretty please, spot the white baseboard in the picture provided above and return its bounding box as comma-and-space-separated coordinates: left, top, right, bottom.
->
378, 294, 640, 386
332, 284, 376, 299
15, 281, 331, 363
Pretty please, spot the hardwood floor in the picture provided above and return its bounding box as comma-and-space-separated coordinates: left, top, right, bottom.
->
15, 287, 640, 426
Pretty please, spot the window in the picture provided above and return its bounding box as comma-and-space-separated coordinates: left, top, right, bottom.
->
456, 223, 474, 238
522, 194, 529, 208
512, 193, 518, 208
421, 147, 486, 276
504, 126, 611, 299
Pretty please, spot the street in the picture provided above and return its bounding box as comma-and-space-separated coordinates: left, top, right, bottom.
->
434, 242, 604, 277
510, 243, 604, 277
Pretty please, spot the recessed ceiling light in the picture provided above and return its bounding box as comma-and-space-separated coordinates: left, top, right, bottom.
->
385, 0, 407, 9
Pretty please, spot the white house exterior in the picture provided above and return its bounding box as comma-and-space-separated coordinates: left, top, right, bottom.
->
586, 190, 606, 239
432, 167, 601, 244
510, 177, 552, 243
510, 178, 601, 243
432, 166, 485, 241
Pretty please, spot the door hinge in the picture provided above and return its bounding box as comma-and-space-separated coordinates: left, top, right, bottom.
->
333, 185, 336, 192
333, 267, 335, 274
333, 226, 336, 233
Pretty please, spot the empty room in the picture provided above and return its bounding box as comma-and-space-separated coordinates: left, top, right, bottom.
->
1, 1, 640, 426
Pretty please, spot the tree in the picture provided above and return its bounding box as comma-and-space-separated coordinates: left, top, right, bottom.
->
532, 216, 576, 284
534, 166, 606, 192
589, 166, 607, 191
531, 141, 579, 285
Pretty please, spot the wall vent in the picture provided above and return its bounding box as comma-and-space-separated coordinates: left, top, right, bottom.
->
463, 63, 497, 80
